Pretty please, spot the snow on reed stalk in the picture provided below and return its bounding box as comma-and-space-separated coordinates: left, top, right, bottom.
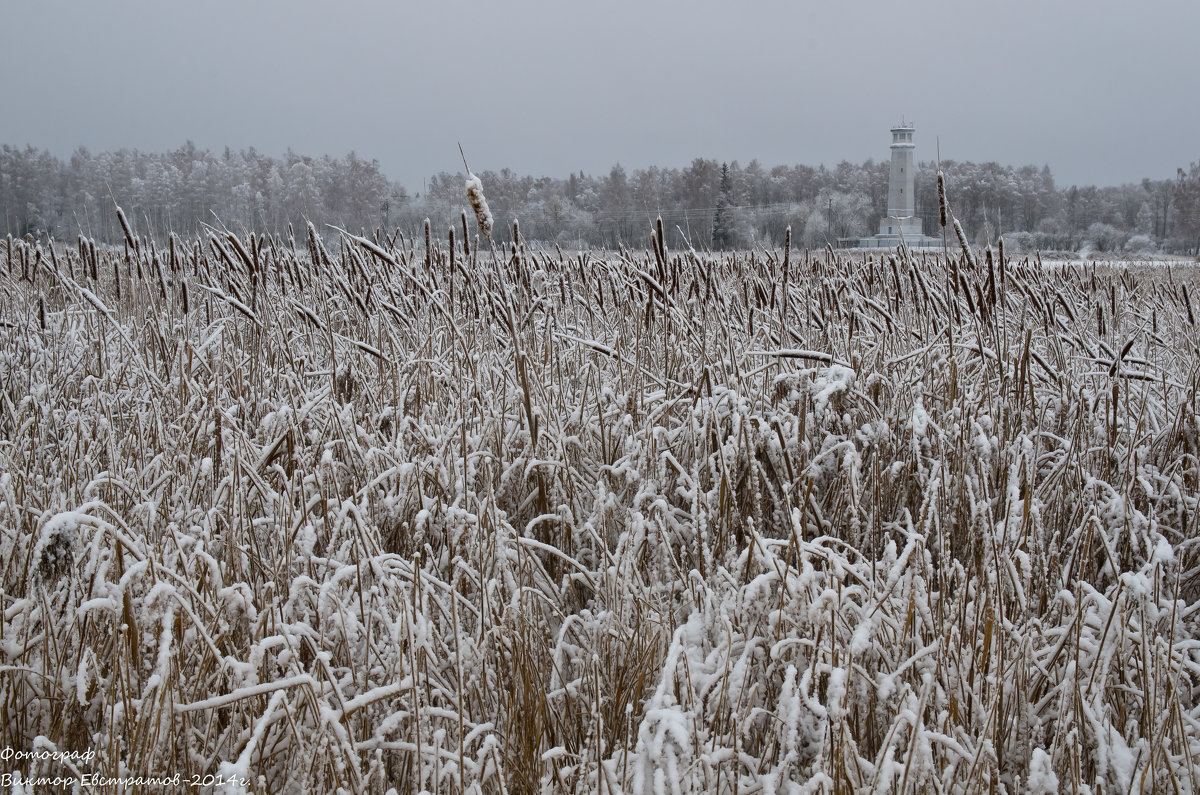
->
116, 202, 136, 249
953, 215, 977, 268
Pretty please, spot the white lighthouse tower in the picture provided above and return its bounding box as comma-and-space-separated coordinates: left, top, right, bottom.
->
849, 122, 940, 248
880, 123, 922, 237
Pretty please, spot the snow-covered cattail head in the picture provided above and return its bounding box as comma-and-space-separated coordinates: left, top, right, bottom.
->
465, 173, 493, 239
116, 203, 136, 248
952, 217, 973, 266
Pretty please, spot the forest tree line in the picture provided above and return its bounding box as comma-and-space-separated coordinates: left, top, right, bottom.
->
2, 142, 1198, 255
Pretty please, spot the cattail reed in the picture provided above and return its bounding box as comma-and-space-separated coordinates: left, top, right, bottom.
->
937, 170, 947, 229
306, 223, 321, 271
460, 210, 471, 259
960, 273, 976, 314
228, 232, 254, 272
155, 252, 169, 300
47, 240, 60, 275
424, 218, 432, 271
985, 247, 996, 307
1109, 337, 1136, 376
952, 218, 974, 268
116, 203, 136, 249
465, 174, 493, 239
997, 237, 1006, 304
458, 143, 494, 240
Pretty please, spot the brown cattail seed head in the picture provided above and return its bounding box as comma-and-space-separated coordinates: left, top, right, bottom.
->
937, 171, 947, 229
952, 217, 973, 267
116, 204, 136, 248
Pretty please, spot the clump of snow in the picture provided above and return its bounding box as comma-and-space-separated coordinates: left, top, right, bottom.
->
1026, 748, 1059, 794
810, 364, 855, 417
32, 511, 85, 583
910, 399, 931, 438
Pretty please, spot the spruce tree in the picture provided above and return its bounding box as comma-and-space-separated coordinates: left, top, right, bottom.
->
712, 162, 733, 250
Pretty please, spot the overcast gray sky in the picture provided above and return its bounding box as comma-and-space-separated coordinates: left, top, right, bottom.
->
3, 0, 1197, 191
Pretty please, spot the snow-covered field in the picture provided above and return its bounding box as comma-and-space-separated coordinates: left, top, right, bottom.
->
2, 225, 1199, 792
